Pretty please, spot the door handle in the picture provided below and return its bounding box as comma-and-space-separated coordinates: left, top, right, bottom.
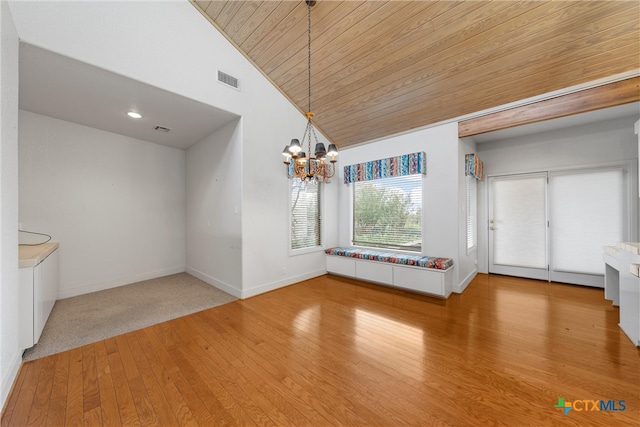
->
490, 226, 497, 230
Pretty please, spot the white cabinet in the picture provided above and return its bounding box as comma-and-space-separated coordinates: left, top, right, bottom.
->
603, 243, 640, 347
326, 256, 356, 277
19, 243, 59, 349
394, 265, 451, 296
618, 249, 640, 346
326, 255, 453, 298
356, 260, 393, 285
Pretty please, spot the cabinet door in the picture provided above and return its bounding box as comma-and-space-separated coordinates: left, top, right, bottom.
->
356, 261, 393, 285
19, 268, 35, 349
326, 256, 356, 277
33, 250, 59, 344
394, 267, 444, 296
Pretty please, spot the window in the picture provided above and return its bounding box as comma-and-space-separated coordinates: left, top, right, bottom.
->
291, 179, 321, 250
466, 175, 477, 252
353, 175, 422, 251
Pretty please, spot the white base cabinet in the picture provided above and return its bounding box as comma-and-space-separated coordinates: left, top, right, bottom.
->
19, 246, 59, 350
618, 250, 640, 346
603, 243, 640, 347
326, 255, 453, 298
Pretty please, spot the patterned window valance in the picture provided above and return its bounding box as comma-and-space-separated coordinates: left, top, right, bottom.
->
465, 153, 484, 181
343, 152, 426, 184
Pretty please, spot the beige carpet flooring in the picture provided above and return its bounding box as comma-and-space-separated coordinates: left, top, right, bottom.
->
22, 272, 236, 361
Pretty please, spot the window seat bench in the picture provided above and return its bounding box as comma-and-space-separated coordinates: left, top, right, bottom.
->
325, 247, 454, 298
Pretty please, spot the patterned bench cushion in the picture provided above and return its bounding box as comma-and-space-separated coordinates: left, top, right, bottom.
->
325, 247, 453, 270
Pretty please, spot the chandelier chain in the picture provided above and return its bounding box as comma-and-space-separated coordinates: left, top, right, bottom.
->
307, 1, 311, 114
307, 1, 312, 155
281, 0, 338, 184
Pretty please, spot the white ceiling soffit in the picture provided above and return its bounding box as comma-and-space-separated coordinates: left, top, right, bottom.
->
471, 101, 640, 143
18, 42, 240, 150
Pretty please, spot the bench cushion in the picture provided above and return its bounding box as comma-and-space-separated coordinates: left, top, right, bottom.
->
325, 247, 453, 270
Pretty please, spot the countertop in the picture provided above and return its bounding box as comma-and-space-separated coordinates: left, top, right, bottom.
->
19, 242, 59, 268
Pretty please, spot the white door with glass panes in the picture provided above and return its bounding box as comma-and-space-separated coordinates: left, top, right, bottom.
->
488, 173, 549, 281
489, 167, 629, 286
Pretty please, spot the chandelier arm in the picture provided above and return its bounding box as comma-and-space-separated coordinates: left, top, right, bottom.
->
326, 163, 335, 179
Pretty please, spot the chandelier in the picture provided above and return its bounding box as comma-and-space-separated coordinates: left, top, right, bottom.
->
282, 0, 338, 183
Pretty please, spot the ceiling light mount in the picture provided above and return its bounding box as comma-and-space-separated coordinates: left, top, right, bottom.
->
127, 111, 142, 119
281, 0, 338, 184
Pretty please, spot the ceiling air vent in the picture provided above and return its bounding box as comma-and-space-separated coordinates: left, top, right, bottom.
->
154, 125, 171, 133
218, 70, 240, 90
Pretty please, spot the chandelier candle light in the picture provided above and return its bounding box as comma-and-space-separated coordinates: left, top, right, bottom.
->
282, 0, 338, 183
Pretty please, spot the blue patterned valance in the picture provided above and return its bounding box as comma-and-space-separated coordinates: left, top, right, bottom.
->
465, 153, 484, 181
343, 152, 426, 184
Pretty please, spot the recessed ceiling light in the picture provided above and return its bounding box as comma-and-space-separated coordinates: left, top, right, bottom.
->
127, 111, 142, 119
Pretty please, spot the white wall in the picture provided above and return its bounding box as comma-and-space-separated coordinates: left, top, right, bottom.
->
186, 119, 243, 297
7, 0, 335, 297
0, 0, 20, 410
336, 123, 466, 290
239, 106, 338, 298
19, 111, 186, 298
457, 138, 478, 292
474, 115, 639, 273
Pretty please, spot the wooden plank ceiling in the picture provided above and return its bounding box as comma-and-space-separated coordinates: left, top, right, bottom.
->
192, 1, 640, 148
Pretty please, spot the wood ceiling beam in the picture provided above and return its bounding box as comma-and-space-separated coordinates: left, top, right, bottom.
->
458, 76, 640, 138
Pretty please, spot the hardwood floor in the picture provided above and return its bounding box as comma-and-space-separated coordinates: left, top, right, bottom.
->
2, 273, 639, 426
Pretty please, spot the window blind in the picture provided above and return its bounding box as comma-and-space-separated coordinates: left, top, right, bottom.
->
550, 169, 624, 275
466, 175, 477, 251
353, 175, 422, 251
492, 174, 547, 269
291, 179, 321, 250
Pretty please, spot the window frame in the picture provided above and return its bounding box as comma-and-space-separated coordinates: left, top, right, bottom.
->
350, 174, 423, 253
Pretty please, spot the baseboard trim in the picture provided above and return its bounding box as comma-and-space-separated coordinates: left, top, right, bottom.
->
455, 268, 477, 294
185, 268, 329, 299
185, 266, 242, 299
57, 266, 186, 299
1, 350, 22, 414
241, 269, 326, 299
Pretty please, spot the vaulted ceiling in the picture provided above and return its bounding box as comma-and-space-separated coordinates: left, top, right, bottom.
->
192, 1, 639, 148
